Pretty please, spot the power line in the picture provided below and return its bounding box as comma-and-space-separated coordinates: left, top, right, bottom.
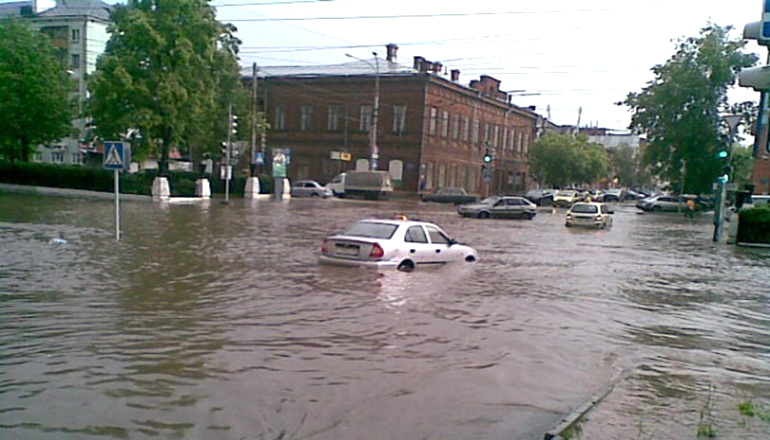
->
224, 7, 619, 22
216, 0, 344, 6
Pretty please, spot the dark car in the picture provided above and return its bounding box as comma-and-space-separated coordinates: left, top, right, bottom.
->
421, 187, 479, 204
524, 189, 557, 206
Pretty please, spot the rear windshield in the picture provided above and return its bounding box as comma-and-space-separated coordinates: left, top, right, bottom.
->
571, 204, 598, 214
343, 222, 398, 239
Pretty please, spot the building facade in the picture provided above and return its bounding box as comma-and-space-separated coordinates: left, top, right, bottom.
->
253, 46, 539, 196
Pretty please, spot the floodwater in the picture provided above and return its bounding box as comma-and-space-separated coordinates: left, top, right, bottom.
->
0, 192, 768, 440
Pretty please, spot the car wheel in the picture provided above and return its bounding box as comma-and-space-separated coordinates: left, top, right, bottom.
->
465, 255, 477, 263
652, 206, 662, 212
478, 211, 490, 219
310, 192, 320, 197
397, 260, 415, 272
525, 212, 534, 220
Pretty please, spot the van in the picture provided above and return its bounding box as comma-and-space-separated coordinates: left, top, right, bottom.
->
325, 171, 394, 200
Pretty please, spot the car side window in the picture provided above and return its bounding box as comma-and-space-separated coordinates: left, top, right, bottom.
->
425, 225, 450, 245
507, 198, 521, 206
404, 226, 428, 243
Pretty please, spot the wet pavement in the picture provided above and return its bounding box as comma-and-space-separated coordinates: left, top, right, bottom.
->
0, 192, 768, 440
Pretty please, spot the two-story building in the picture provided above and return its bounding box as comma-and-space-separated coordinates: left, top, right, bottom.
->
250, 44, 539, 196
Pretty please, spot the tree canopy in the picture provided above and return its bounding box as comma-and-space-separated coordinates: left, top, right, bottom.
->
88, 0, 244, 175
529, 132, 609, 188
0, 19, 74, 162
624, 23, 757, 194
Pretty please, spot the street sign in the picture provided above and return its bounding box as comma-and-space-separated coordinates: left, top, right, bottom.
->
340, 152, 351, 161
763, 0, 770, 39
103, 142, 127, 170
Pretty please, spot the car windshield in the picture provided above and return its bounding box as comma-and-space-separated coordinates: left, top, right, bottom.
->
479, 197, 500, 205
571, 204, 598, 214
342, 221, 398, 239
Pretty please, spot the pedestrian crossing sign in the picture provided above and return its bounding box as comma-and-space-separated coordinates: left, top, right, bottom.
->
103, 142, 127, 170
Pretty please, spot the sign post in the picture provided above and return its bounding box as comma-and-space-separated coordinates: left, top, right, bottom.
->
104, 141, 129, 241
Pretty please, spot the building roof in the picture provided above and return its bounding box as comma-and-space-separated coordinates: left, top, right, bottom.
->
244, 58, 417, 79
36, 0, 112, 21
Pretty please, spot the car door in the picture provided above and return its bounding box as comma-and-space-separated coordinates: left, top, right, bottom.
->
490, 199, 509, 218
424, 224, 461, 263
506, 197, 525, 218
403, 225, 439, 264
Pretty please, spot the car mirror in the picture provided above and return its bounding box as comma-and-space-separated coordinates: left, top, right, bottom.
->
448, 238, 458, 246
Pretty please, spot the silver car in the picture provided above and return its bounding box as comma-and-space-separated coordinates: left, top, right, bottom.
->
319, 218, 478, 272
457, 196, 537, 219
291, 180, 333, 198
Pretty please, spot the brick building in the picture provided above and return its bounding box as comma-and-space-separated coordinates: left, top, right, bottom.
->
249, 44, 540, 196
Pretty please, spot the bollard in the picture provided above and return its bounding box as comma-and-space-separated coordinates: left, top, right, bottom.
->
152, 177, 170, 201
195, 178, 211, 198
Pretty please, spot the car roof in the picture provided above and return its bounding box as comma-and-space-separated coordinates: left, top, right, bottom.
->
356, 218, 437, 227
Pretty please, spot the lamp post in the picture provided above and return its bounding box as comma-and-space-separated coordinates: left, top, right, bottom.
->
346, 52, 380, 170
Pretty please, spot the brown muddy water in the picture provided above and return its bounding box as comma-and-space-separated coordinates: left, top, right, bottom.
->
0, 192, 768, 440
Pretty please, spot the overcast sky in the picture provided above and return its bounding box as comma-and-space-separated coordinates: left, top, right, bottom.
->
23, 0, 769, 130
208, 0, 769, 131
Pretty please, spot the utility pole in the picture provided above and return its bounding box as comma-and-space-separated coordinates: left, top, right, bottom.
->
371, 52, 380, 170
251, 62, 258, 175
225, 103, 233, 202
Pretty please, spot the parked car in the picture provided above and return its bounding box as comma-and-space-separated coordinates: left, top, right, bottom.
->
565, 202, 614, 229
457, 196, 537, 219
421, 187, 479, 204
553, 190, 582, 207
636, 194, 683, 212
319, 217, 478, 271
524, 189, 557, 206
291, 180, 333, 198
598, 189, 623, 202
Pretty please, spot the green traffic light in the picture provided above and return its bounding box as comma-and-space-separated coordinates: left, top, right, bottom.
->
483, 155, 492, 163
718, 150, 728, 159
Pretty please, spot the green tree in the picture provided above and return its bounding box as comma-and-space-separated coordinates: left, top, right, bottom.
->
529, 132, 609, 188
88, 0, 243, 175
0, 19, 74, 162
624, 23, 757, 194
730, 144, 754, 187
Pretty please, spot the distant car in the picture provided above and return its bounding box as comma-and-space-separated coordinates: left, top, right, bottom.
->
524, 189, 557, 206
599, 189, 623, 203
421, 187, 479, 204
636, 195, 683, 212
319, 217, 478, 271
566, 202, 614, 229
457, 196, 537, 219
291, 180, 333, 198
553, 190, 582, 207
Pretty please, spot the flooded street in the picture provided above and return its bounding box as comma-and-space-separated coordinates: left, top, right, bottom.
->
1, 192, 768, 440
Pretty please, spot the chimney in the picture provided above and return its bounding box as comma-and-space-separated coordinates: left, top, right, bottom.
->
413, 56, 426, 72
450, 69, 460, 82
433, 62, 443, 75
386, 43, 398, 63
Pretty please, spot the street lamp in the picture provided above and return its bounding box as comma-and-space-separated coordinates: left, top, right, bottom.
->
345, 52, 380, 170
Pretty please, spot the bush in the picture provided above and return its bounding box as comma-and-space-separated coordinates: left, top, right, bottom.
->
0, 161, 276, 196
737, 203, 770, 244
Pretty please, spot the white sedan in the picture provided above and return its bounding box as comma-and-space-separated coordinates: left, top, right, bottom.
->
319, 217, 478, 271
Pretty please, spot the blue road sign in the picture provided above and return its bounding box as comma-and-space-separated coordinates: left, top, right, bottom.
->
103, 142, 126, 170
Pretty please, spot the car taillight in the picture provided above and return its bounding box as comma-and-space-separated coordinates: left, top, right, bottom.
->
369, 243, 384, 259
321, 238, 329, 254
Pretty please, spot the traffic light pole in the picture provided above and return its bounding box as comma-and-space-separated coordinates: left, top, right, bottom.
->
713, 179, 727, 243
225, 103, 232, 203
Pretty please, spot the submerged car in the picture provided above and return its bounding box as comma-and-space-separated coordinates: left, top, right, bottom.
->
457, 196, 537, 219
636, 195, 683, 212
565, 202, 614, 229
421, 187, 479, 204
319, 217, 478, 271
291, 180, 333, 198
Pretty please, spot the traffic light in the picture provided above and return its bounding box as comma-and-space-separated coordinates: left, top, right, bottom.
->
717, 149, 729, 159
230, 114, 238, 136
220, 142, 227, 157
483, 148, 493, 164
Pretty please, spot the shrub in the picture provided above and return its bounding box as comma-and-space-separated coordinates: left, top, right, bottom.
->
737, 203, 770, 244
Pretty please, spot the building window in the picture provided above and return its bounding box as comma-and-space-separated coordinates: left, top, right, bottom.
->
300, 105, 313, 131
359, 105, 373, 131
71, 28, 80, 42
71, 54, 80, 69
462, 117, 470, 142
428, 107, 438, 135
523, 133, 530, 155
327, 106, 341, 131
440, 111, 449, 138
393, 105, 406, 134
451, 114, 460, 139
484, 123, 493, 146
52, 151, 64, 163
492, 124, 499, 147
71, 152, 82, 164
34, 152, 43, 162
275, 105, 286, 130
471, 119, 480, 144
517, 132, 523, 155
